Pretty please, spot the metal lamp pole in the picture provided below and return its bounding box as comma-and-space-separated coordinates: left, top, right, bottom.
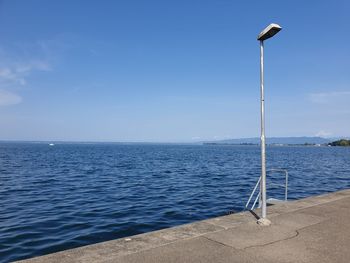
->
257, 23, 282, 225
260, 39, 267, 220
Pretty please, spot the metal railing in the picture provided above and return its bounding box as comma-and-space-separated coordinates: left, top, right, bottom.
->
245, 169, 288, 211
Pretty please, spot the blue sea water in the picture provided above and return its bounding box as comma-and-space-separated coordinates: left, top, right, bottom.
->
0, 143, 349, 262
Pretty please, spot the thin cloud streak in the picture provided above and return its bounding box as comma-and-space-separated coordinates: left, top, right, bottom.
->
309, 91, 350, 104
0, 60, 51, 87
315, 130, 332, 138
0, 41, 54, 107
0, 89, 22, 106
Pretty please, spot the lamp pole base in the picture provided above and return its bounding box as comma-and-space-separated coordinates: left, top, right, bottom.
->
257, 218, 271, 226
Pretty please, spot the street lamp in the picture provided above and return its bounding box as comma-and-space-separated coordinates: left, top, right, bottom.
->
257, 23, 282, 226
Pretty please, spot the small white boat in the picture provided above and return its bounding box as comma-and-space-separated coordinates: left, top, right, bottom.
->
49, 143, 55, 146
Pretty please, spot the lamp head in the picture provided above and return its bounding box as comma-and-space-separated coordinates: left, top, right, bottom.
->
257, 23, 282, 41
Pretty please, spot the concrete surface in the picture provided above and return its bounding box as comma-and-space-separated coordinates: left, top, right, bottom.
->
17, 189, 350, 263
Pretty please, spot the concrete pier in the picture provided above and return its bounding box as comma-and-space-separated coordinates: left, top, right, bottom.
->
17, 189, 350, 263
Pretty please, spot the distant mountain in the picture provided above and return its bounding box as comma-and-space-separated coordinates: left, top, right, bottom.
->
204, 137, 332, 145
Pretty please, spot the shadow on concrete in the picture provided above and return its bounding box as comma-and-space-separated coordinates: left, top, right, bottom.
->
249, 210, 260, 220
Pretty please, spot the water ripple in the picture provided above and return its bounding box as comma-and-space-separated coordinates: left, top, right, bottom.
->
0, 143, 349, 262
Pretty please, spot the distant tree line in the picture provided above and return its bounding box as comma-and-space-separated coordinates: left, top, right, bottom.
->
328, 139, 350, 146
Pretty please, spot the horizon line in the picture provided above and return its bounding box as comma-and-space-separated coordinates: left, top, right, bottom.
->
0, 136, 348, 144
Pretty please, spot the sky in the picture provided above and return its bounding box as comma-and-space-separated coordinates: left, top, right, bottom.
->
0, 0, 349, 142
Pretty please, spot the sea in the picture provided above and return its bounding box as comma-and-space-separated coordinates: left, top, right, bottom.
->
0, 142, 349, 262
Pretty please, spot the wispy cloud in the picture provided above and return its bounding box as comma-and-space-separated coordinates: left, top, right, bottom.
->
309, 91, 350, 104
0, 60, 51, 87
315, 130, 332, 138
212, 135, 232, 140
0, 89, 22, 106
0, 59, 51, 106
0, 39, 59, 106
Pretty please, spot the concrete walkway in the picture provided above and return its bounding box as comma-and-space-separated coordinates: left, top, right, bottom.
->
18, 189, 350, 263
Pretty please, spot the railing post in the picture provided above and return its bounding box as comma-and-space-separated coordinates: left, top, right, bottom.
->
245, 169, 289, 212
285, 170, 288, 201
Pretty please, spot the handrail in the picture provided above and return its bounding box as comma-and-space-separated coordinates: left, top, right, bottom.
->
251, 190, 261, 211
245, 176, 261, 210
268, 169, 288, 201
245, 168, 288, 211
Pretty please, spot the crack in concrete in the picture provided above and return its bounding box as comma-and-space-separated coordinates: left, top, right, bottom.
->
201, 236, 237, 249
202, 230, 302, 251
243, 230, 300, 250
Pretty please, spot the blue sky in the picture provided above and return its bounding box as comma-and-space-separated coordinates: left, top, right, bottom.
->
0, 0, 349, 142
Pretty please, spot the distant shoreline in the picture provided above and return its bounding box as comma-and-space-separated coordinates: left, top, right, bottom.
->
202, 142, 327, 147
0, 136, 349, 146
